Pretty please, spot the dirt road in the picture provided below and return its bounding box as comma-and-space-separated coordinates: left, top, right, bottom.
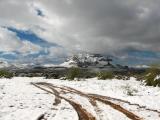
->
31, 82, 160, 120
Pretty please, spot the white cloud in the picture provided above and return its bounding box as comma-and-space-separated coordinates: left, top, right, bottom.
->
30, 0, 160, 54
49, 47, 67, 58
0, 0, 160, 57
0, 27, 41, 54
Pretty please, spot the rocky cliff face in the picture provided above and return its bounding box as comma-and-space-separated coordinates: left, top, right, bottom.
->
64, 53, 113, 68
63, 53, 130, 71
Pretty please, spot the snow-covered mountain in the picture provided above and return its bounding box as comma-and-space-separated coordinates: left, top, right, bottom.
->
134, 65, 150, 69
0, 53, 129, 70
0, 61, 10, 68
59, 59, 78, 68
58, 53, 131, 72
0, 61, 35, 69
42, 64, 56, 67
60, 53, 116, 68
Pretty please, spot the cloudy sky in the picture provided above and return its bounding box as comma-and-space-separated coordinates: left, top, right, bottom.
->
0, 0, 160, 65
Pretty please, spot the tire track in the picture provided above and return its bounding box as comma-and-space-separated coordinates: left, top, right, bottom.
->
88, 94, 160, 116
45, 83, 159, 118
31, 83, 96, 120
35, 82, 112, 120
39, 83, 96, 120
89, 99, 104, 120
36, 114, 46, 120
32, 82, 143, 120
36, 82, 102, 120
61, 85, 142, 120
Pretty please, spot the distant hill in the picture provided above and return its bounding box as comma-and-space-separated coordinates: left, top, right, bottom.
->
0, 53, 150, 71
58, 53, 130, 72
0, 61, 10, 68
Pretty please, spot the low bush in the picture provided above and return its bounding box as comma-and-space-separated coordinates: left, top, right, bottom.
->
66, 67, 97, 80
114, 75, 130, 80
122, 84, 138, 96
66, 67, 81, 80
144, 67, 160, 87
0, 70, 13, 78
97, 71, 114, 80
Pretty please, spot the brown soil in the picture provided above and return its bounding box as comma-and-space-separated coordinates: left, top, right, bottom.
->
32, 82, 159, 120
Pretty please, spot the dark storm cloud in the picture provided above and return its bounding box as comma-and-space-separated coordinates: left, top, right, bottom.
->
37, 0, 160, 54
0, 0, 160, 59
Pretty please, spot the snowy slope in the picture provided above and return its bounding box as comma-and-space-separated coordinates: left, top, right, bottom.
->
59, 53, 113, 68
0, 61, 34, 69
0, 77, 160, 120
43, 64, 56, 67
134, 65, 150, 69
0, 61, 10, 68
59, 60, 78, 68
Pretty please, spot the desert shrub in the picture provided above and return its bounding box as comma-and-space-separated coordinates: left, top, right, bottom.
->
122, 84, 138, 96
0, 70, 13, 78
154, 79, 160, 87
77, 69, 97, 79
97, 71, 114, 80
82, 71, 97, 78
66, 67, 97, 80
66, 67, 81, 80
144, 67, 160, 87
45, 73, 60, 79
115, 75, 124, 80
114, 75, 129, 80
133, 73, 146, 81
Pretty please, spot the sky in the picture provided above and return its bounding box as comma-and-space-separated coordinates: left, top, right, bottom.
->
0, 0, 160, 65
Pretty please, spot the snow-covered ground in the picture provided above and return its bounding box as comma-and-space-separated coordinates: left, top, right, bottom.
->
0, 77, 160, 120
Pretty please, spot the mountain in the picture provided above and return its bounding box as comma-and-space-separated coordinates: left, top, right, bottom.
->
0, 61, 35, 70
134, 65, 150, 69
59, 59, 78, 68
0, 53, 129, 71
61, 53, 127, 69
0, 61, 10, 68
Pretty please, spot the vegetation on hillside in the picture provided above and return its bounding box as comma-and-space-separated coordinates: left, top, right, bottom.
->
66, 67, 81, 80
97, 71, 114, 80
66, 67, 97, 80
0, 70, 13, 78
144, 67, 160, 87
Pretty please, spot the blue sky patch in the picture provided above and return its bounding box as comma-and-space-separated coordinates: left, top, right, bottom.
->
116, 50, 160, 65
36, 9, 45, 17
27, 50, 49, 58
127, 50, 160, 59
0, 52, 17, 60
7, 27, 59, 48
0, 27, 159, 65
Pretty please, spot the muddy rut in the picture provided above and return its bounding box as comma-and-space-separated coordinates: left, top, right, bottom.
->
32, 83, 96, 120
31, 82, 158, 120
